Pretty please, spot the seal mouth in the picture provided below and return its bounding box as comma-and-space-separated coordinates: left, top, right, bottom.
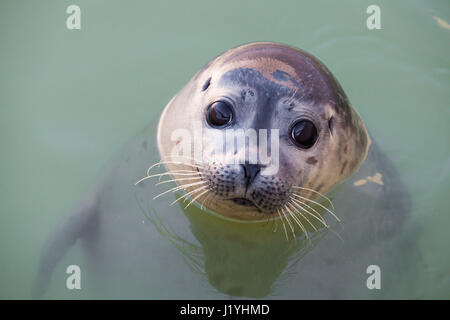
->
230, 197, 256, 207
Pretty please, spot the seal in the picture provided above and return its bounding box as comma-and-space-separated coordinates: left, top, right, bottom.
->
36, 42, 413, 299
156, 42, 370, 226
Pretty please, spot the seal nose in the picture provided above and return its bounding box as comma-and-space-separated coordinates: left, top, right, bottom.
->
241, 163, 262, 186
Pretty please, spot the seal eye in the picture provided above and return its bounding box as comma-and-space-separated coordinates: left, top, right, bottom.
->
206, 101, 233, 127
290, 119, 318, 149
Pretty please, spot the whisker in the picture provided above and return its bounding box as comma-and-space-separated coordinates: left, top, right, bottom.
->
184, 188, 211, 209
285, 87, 298, 105
159, 154, 204, 164
169, 185, 208, 206
281, 206, 296, 239
284, 203, 309, 239
277, 209, 289, 241
290, 196, 328, 228
157, 170, 201, 182
155, 176, 202, 186
272, 216, 278, 233
157, 171, 199, 183
291, 186, 335, 209
135, 170, 199, 186
290, 198, 344, 244
146, 161, 204, 176
200, 193, 213, 211
287, 202, 317, 233
153, 181, 206, 200
292, 193, 341, 222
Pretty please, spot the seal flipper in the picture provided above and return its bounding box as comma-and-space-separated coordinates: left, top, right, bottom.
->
33, 194, 99, 298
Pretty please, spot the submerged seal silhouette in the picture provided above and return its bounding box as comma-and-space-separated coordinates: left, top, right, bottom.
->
156, 42, 370, 222
36, 42, 412, 299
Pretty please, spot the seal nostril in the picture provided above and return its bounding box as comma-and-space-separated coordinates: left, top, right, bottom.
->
241, 163, 262, 187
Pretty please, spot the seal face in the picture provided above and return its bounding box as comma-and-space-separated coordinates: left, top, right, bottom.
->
157, 42, 370, 221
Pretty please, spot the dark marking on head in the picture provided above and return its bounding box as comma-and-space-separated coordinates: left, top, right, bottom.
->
218, 68, 297, 129
273, 69, 288, 81
328, 116, 334, 133
220, 69, 291, 100
213, 42, 357, 129
272, 69, 300, 87
340, 160, 348, 175
344, 145, 348, 154
202, 77, 211, 91
306, 157, 318, 165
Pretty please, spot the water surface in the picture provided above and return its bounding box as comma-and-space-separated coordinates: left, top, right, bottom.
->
0, 0, 449, 299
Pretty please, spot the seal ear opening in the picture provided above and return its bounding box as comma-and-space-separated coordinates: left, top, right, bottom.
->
201, 77, 211, 91
328, 116, 334, 135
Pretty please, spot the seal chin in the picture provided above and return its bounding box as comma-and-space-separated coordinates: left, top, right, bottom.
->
230, 197, 257, 208
229, 197, 278, 215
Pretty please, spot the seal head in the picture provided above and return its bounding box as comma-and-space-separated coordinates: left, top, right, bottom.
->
157, 42, 369, 221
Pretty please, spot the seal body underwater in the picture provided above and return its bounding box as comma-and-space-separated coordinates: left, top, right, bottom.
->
36, 42, 419, 299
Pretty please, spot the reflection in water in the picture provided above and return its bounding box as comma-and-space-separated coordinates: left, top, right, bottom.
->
137, 191, 333, 298
130, 139, 423, 299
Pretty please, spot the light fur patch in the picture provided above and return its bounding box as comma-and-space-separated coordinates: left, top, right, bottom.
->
354, 179, 367, 186
368, 172, 384, 185
215, 57, 300, 91
433, 16, 450, 30
354, 172, 384, 187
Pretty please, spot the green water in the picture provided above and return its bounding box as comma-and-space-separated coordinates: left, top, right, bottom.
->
1, 0, 449, 299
